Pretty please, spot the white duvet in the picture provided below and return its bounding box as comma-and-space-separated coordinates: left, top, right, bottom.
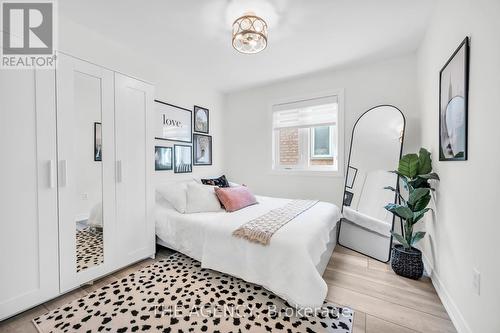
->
155, 195, 341, 307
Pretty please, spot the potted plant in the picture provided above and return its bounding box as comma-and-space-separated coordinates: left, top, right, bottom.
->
384, 148, 439, 279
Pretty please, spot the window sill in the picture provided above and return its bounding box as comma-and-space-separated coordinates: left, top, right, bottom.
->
310, 156, 334, 160
270, 169, 343, 178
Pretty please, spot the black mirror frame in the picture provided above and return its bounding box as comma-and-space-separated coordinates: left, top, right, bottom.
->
337, 104, 406, 263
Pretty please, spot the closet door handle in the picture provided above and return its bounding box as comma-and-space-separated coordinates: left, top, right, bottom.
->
59, 160, 67, 188
116, 160, 122, 183
48, 160, 56, 188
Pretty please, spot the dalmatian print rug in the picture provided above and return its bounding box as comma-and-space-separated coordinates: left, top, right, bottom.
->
76, 227, 103, 272
34, 253, 353, 333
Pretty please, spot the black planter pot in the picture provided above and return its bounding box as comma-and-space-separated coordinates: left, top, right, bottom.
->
391, 244, 424, 279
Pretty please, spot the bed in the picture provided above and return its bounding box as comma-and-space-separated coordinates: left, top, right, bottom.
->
155, 192, 341, 308
156, 191, 341, 307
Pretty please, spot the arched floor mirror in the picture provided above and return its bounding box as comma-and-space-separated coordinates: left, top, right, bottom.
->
338, 105, 405, 262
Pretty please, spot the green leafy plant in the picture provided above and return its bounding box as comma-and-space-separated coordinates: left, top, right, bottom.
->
384, 148, 440, 249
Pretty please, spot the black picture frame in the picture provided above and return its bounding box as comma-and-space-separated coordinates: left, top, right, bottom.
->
94, 122, 102, 162
439, 37, 469, 161
343, 191, 354, 206
155, 100, 192, 143
193, 133, 212, 166
193, 105, 209, 134
173, 144, 193, 173
155, 146, 172, 171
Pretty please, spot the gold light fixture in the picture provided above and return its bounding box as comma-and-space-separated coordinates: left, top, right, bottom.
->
232, 12, 268, 54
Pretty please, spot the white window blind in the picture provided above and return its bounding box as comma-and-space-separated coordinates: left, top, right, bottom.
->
272, 95, 338, 129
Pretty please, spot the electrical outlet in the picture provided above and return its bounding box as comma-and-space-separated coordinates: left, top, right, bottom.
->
81, 193, 88, 200
472, 268, 481, 296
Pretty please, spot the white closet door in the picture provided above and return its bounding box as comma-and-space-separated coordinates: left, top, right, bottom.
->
114, 73, 155, 268
56, 53, 116, 292
0, 69, 59, 320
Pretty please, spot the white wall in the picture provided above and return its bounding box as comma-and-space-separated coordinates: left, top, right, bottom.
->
58, 15, 224, 184
416, 1, 500, 332
223, 55, 419, 205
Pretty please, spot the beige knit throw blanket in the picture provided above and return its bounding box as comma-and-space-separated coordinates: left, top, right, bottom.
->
233, 200, 319, 246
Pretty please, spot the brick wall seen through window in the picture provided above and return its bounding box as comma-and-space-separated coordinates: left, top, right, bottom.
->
278, 128, 299, 165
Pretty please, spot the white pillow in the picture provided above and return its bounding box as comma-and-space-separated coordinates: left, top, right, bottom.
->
186, 182, 223, 213
156, 181, 190, 213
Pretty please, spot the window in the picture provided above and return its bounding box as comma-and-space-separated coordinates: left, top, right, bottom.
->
272, 93, 343, 174
311, 126, 333, 157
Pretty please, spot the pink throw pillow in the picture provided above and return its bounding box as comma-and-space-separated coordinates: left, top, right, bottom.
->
215, 186, 258, 212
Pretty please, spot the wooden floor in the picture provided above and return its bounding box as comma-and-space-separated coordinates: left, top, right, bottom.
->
0, 245, 455, 333
326, 246, 456, 333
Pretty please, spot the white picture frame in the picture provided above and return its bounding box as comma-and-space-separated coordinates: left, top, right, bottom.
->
346, 166, 357, 189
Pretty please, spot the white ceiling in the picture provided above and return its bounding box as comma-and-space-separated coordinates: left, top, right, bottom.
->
60, 0, 436, 93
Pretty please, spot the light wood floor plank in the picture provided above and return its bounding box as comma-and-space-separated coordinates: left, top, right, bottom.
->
335, 246, 369, 258
367, 257, 391, 272
323, 269, 450, 319
326, 285, 456, 333
353, 311, 366, 333
0, 305, 47, 333
329, 249, 369, 269
366, 315, 418, 333
329, 252, 436, 296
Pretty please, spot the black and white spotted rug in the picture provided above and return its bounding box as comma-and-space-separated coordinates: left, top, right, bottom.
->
76, 227, 103, 272
34, 253, 353, 332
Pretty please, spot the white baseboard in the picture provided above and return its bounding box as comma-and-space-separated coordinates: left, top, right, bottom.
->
422, 254, 472, 333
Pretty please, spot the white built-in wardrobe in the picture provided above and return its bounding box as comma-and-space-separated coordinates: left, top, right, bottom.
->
0, 53, 155, 320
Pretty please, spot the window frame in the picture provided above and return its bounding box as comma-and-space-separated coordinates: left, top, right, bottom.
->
270, 89, 344, 177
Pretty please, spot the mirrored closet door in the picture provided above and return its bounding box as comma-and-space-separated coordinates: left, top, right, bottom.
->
338, 105, 405, 262
57, 53, 116, 292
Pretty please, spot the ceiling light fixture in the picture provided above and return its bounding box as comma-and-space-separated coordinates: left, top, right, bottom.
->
232, 12, 268, 54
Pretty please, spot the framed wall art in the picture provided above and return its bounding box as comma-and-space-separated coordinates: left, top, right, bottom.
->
343, 191, 354, 207
94, 122, 102, 162
174, 144, 192, 173
439, 37, 469, 161
193, 133, 212, 166
193, 105, 209, 134
155, 100, 192, 143
346, 166, 358, 189
155, 146, 172, 171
